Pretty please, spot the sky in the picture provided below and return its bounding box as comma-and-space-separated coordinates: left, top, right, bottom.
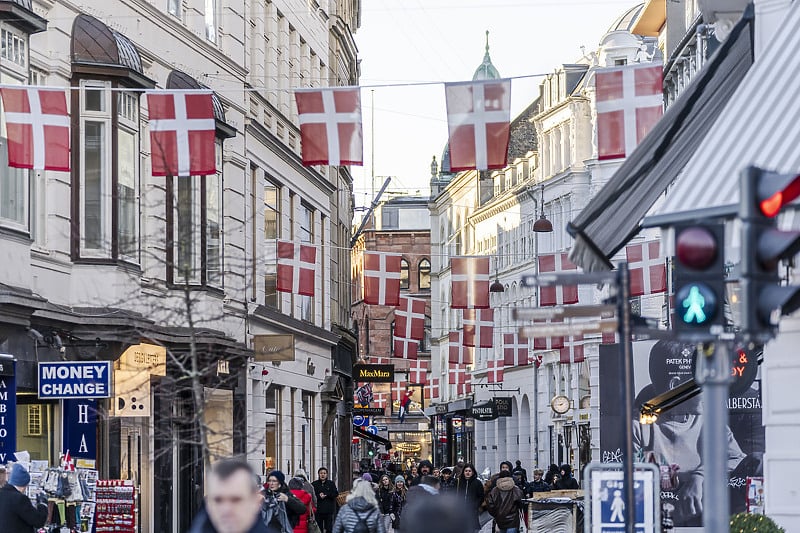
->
351, 0, 641, 208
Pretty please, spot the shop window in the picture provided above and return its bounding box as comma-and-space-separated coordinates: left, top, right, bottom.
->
27, 405, 42, 436
204, 387, 233, 463
16, 398, 55, 462
265, 421, 277, 471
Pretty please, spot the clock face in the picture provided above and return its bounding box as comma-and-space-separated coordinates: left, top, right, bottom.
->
551, 395, 570, 414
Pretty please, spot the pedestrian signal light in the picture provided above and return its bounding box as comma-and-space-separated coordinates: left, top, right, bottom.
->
739, 166, 800, 341
673, 222, 725, 339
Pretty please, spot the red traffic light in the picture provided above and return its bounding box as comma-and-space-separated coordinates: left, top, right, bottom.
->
676, 226, 718, 270
756, 170, 800, 217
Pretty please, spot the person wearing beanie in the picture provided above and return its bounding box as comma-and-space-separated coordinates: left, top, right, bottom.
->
0, 464, 48, 533
438, 468, 456, 493
293, 469, 318, 508
312, 467, 339, 533
263, 470, 307, 533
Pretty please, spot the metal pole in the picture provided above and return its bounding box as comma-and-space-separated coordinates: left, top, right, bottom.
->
617, 262, 636, 533
696, 341, 731, 533
533, 229, 539, 466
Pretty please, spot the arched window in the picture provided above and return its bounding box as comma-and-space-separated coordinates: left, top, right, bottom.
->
400, 259, 410, 289
418, 259, 431, 290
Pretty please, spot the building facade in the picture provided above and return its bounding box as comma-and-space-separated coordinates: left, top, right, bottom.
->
0, 0, 359, 531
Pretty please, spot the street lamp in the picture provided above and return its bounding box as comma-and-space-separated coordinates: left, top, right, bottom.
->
533, 185, 553, 233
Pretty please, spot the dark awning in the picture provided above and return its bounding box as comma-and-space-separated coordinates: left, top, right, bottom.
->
567, 5, 754, 271
353, 426, 392, 450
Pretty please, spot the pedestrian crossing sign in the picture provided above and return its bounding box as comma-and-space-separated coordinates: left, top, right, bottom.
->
585, 462, 659, 533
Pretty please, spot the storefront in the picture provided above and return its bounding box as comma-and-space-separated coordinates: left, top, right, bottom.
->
425, 398, 474, 467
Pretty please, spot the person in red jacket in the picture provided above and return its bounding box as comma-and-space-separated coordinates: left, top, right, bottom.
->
289, 477, 314, 533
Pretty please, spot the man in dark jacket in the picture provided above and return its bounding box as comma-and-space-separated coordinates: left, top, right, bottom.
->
439, 468, 456, 493
0, 464, 48, 533
311, 467, 339, 533
512, 460, 528, 485
188, 460, 268, 533
405, 475, 439, 507
553, 464, 579, 490
488, 460, 514, 491
525, 468, 550, 497
486, 471, 524, 533
409, 460, 433, 487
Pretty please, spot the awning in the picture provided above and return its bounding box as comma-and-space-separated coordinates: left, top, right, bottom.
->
645, 2, 800, 227
567, 6, 754, 271
353, 426, 392, 450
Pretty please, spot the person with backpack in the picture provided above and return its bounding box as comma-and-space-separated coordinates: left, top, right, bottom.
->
332, 478, 385, 533
262, 470, 308, 533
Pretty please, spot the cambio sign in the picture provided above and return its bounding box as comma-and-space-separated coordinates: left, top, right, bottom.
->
0, 357, 15, 463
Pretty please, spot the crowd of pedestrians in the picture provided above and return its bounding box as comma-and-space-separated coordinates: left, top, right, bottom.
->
183, 458, 581, 533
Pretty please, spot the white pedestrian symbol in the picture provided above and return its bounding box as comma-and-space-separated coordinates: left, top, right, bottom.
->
610, 490, 625, 522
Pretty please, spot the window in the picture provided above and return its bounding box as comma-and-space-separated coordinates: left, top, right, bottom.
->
264, 180, 280, 239
299, 203, 314, 322
206, 144, 223, 285
1, 27, 26, 68
175, 176, 201, 282
418, 259, 431, 290
400, 259, 409, 289
27, 405, 42, 436
117, 92, 139, 259
80, 81, 111, 255
167, 0, 181, 17
205, 0, 218, 43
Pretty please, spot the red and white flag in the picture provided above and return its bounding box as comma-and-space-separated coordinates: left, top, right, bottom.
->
539, 253, 579, 306
601, 331, 617, 344
596, 63, 663, 160
276, 240, 316, 296
445, 79, 511, 171
408, 360, 429, 385
62, 450, 75, 471
560, 335, 585, 364
503, 333, 528, 367
363, 251, 402, 306
528, 353, 543, 368
393, 336, 419, 360
427, 377, 440, 401
373, 392, 388, 409
450, 257, 490, 309
462, 308, 494, 348
626, 240, 666, 296
394, 297, 426, 340
449, 331, 474, 365
295, 87, 362, 166
531, 318, 565, 350
486, 359, 504, 383
147, 91, 216, 176
0, 87, 70, 171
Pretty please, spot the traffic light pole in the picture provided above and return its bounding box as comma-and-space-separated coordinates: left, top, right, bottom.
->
617, 262, 636, 533
695, 341, 731, 533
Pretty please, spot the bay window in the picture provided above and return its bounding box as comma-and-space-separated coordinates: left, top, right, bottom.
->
264, 179, 280, 309
299, 203, 314, 322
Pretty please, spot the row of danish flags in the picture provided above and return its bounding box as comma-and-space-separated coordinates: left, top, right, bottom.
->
296, 79, 512, 171
0, 87, 219, 176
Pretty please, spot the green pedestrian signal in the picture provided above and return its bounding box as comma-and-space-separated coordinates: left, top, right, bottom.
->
676, 282, 717, 325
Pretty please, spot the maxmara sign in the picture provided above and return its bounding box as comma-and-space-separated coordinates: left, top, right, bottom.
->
353, 364, 394, 383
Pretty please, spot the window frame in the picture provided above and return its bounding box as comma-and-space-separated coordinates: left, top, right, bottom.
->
418, 258, 431, 291
400, 258, 410, 290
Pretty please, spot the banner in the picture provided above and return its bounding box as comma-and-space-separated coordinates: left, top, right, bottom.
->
0, 358, 15, 463
63, 398, 97, 463
598, 341, 764, 529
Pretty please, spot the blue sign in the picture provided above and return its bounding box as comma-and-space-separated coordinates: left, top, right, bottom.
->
63, 398, 97, 462
586, 463, 658, 533
365, 425, 378, 435
38, 362, 112, 399
0, 358, 16, 464
353, 415, 369, 427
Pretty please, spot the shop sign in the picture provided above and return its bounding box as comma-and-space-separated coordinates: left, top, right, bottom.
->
63, 398, 97, 463
354, 407, 385, 416
353, 364, 394, 383
470, 400, 498, 421
435, 404, 448, 415
38, 361, 112, 399
0, 357, 16, 463
494, 397, 512, 417
253, 334, 295, 362
118, 343, 166, 376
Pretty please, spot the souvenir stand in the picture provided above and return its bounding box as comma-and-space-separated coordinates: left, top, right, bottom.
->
94, 479, 137, 532
21, 460, 99, 533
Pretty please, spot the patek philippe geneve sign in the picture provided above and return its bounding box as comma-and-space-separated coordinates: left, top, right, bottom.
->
353, 364, 394, 383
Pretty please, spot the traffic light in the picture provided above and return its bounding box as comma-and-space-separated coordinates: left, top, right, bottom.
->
739, 166, 800, 341
673, 221, 725, 339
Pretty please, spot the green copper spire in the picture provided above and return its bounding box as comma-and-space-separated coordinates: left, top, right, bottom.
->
473, 30, 501, 80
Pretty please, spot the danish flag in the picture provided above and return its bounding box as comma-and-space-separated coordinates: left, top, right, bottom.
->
394, 297, 426, 340
560, 335, 585, 364
295, 87, 362, 166
531, 318, 565, 350
462, 308, 494, 348
427, 377, 440, 401
408, 360, 429, 385
373, 392, 388, 409
486, 359, 504, 383
276, 240, 316, 296
450, 257, 490, 309
147, 91, 216, 176
503, 333, 529, 367
539, 253, 579, 306
445, 79, 511, 171
0, 87, 70, 171
528, 353, 543, 368
596, 63, 663, 160
393, 336, 419, 360
450, 366, 471, 396
363, 251, 402, 306
449, 331, 474, 365
626, 240, 666, 296
601, 331, 618, 344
